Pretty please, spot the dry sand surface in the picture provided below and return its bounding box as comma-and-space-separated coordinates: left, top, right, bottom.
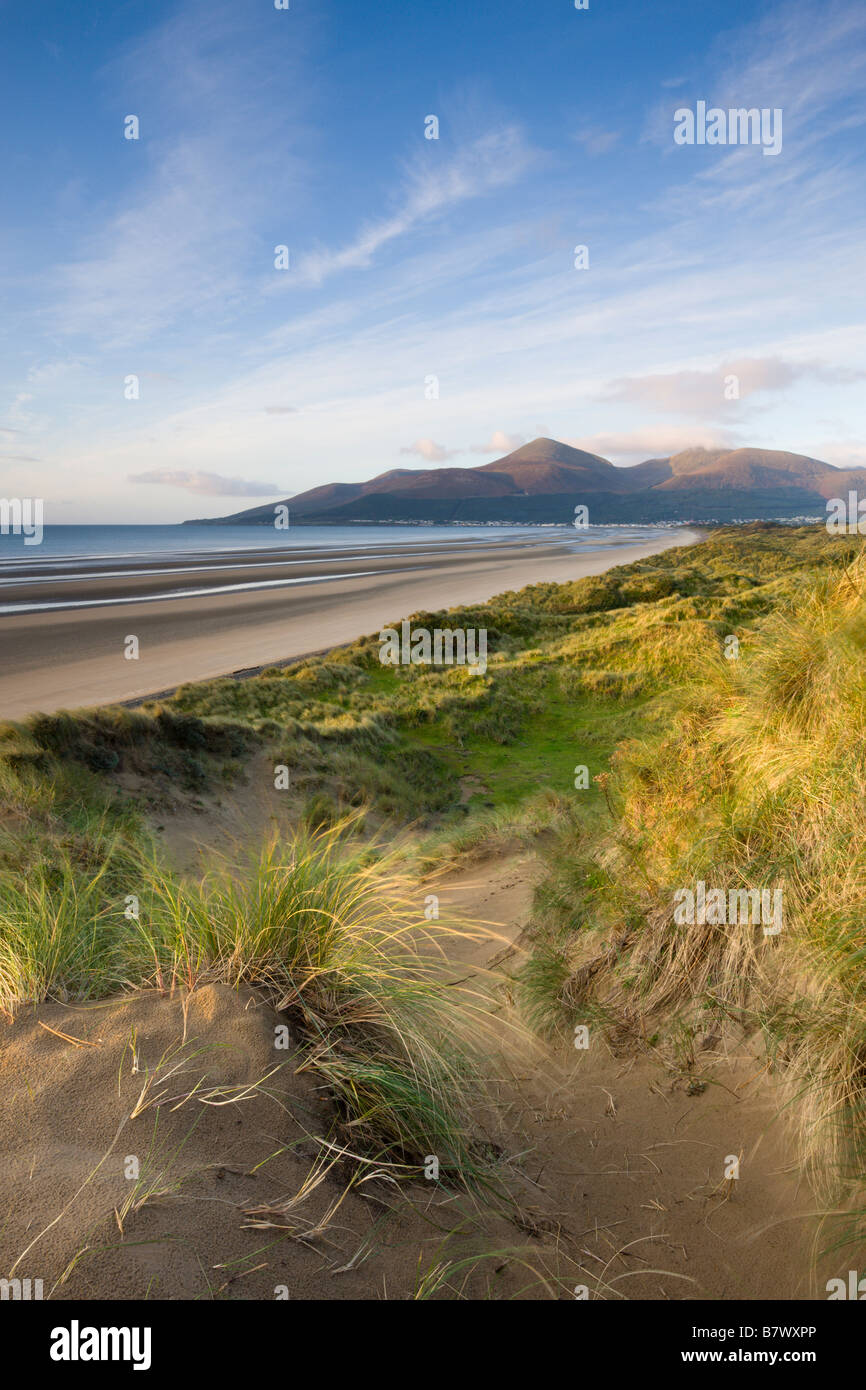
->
0, 838, 831, 1301
0, 529, 700, 720
435, 856, 829, 1301
0, 984, 538, 1302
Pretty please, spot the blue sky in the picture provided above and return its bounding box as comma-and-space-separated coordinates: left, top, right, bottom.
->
1, 0, 865, 522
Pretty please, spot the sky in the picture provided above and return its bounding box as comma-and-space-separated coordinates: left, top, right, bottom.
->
1, 0, 865, 523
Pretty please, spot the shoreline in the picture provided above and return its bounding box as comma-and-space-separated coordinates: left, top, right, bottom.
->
0, 527, 702, 720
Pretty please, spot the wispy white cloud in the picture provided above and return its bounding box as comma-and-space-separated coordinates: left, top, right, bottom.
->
56, 141, 254, 345
399, 439, 459, 463
397, 431, 526, 462
468, 431, 526, 454
51, 1, 309, 347
129, 469, 284, 496
573, 128, 620, 156
600, 357, 866, 416
642, 0, 866, 232
293, 127, 537, 287
568, 425, 742, 464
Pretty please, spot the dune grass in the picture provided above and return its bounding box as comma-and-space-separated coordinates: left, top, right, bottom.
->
0, 815, 503, 1188
519, 545, 866, 1207
137, 829, 504, 1179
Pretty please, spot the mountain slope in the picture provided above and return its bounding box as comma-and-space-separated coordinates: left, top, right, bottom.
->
186, 438, 863, 525
476, 437, 620, 492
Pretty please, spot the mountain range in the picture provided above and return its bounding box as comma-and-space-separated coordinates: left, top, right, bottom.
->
186, 437, 865, 526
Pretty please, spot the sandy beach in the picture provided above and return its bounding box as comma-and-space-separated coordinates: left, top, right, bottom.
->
0, 528, 699, 719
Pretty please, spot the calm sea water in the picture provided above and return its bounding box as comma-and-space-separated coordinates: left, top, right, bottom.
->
0, 522, 658, 564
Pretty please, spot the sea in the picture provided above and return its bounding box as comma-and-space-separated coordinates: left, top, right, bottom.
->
0, 522, 663, 564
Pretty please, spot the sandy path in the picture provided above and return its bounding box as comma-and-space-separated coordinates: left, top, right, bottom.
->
432, 853, 829, 1300
0, 529, 698, 720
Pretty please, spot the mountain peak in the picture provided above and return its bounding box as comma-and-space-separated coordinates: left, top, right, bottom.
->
187, 436, 856, 526
479, 437, 614, 473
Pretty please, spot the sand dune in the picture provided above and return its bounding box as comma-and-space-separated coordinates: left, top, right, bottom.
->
0, 851, 823, 1301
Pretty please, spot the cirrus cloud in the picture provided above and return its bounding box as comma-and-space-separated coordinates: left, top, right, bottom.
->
293, 127, 537, 288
